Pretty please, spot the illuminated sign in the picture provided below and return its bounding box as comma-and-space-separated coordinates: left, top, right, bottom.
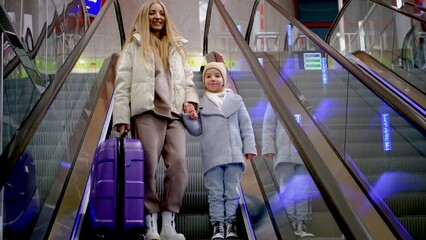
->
381, 113, 392, 151
287, 24, 292, 47
294, 114, 302, 125
321, 57, 328, 84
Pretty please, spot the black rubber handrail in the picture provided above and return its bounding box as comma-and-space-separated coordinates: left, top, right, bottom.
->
351, 50, 426, 118
244, 0, 260, 44
404, 1, 426, 12
202, 0, 214, 56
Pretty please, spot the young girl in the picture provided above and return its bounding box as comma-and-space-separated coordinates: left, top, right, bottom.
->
183, 62, 257, 239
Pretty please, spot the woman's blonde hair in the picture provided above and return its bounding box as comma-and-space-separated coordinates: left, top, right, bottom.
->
123, 0, 186, 69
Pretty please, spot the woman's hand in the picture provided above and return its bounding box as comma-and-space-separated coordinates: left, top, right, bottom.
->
117, 124, 131, 137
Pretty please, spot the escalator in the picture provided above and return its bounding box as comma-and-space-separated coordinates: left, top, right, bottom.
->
2, 0, 257, 239
240, 0, 425, 239
2, 0, 425, 240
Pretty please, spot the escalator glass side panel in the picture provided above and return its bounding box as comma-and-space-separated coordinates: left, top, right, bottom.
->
207, 2, 345, 239
2, 63, 41, 152
1, 2, 122, 239
2, 0, 88, 85
247, 1, 426, 239
1, 0, 91, 153
328, 0, 425, 94
41, 1, 122, 237
35, 0, 89, 82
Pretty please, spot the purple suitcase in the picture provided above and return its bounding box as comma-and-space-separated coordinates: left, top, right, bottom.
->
89, 137, 145, 233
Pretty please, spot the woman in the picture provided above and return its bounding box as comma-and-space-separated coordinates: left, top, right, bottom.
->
113, 1, 199, 240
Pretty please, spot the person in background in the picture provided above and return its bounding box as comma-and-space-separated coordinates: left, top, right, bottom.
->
112, 1, 199, 239
182, 62, 257, 240
261, 103, 315, 238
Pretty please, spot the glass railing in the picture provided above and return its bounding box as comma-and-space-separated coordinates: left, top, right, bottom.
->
327, 0, 426, 95
1, 1, 122, 238
208, 8, 307, 240
239, 0, 425, 239
206, 1, 371, 239
2, 0, 91, 76
1, 0, 91, 153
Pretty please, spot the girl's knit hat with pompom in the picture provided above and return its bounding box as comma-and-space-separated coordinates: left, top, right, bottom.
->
202, 62, 227, 87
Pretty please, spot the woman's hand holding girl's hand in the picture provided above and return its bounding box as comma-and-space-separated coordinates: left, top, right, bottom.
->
183, 102, 198, 120
188, 110, 198, 120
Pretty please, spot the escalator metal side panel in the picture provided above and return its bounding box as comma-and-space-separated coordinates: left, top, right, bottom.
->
45, 53, 119, 240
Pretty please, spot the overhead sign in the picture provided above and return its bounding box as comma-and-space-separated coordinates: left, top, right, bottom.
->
303, 52, 322, 70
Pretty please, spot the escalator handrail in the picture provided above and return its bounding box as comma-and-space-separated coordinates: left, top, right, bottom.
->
202, 0, 215, 56
0, 0, 124, 190
327, 1, 381, 50
404, 1, 426, 13
113, 0, 126, 48
350, 51, 426, 130
325, 0, 353, 44
244, 0, 260, 44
